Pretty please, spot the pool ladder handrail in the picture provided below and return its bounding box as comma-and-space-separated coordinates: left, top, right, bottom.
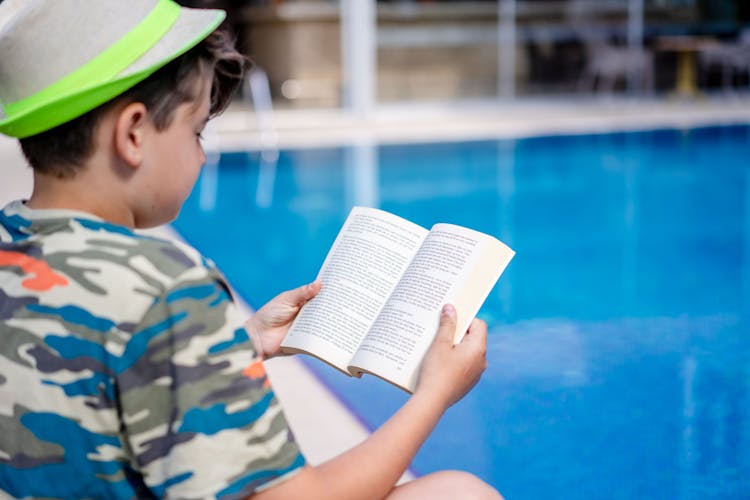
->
245, 67, 279, 209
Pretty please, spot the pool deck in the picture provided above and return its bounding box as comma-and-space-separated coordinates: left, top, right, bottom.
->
216, 95, 750, 151
2, 95, 750, 474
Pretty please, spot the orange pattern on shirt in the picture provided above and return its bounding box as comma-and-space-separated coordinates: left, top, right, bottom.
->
243, 360, 271, 388
0, 250, 68, 291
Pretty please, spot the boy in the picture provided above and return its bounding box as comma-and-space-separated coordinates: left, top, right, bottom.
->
0, 0, 501, 498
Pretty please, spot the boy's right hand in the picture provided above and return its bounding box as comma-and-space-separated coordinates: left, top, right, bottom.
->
415, 304, 488, 410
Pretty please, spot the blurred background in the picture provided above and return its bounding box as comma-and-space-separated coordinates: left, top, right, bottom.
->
180, 0, 750, 109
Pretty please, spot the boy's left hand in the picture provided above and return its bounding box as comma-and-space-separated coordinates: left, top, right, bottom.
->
245, 280, 321, 359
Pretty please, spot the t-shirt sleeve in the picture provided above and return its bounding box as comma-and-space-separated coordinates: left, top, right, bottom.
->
116, 265, 305, 499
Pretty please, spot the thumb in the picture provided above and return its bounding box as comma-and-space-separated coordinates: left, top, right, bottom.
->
279, 280, 321, 308
435, 304, 457, 345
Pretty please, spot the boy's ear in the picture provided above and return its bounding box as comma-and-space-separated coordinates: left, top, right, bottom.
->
113, 102, 150, 168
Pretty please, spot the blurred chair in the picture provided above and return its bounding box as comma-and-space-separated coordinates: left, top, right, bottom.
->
579, 42, 654, 94
566, 0, 652, 95
698, 28, 750, 92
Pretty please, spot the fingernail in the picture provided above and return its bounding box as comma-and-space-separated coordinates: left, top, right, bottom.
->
442, 304, 455, 315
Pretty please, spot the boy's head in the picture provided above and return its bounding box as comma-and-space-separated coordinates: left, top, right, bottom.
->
0, 0, 246, 178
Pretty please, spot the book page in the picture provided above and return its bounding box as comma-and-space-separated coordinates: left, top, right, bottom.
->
282, 207, 428, 373
349, 224, 514, 391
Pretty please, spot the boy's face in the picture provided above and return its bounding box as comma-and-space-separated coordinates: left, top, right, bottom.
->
137, 75, 211, 228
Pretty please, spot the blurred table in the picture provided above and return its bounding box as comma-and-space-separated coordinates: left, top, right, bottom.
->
656, 36, 719, 98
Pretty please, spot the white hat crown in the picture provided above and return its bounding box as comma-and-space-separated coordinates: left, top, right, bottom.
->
0, 0, 159, 105
0, 0, 225, 138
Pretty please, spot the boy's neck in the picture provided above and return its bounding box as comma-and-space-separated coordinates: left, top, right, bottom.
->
27, 170, 136, 228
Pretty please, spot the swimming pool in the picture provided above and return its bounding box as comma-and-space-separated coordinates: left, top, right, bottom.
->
173, 124, 750, 499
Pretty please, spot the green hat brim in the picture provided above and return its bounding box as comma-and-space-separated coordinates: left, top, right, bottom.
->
0, 8, 224, 138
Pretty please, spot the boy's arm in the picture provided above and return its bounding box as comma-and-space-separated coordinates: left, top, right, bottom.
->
250, 305, 488, 500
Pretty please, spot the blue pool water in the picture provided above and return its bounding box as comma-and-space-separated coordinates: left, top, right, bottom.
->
173, 125, 750, 499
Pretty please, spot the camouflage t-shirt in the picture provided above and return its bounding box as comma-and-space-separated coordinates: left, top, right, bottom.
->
0, 200, 305, 499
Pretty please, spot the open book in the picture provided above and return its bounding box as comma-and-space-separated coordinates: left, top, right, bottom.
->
281, 206, 515, 392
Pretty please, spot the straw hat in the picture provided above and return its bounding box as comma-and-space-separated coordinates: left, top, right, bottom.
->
0, 0, 226, 138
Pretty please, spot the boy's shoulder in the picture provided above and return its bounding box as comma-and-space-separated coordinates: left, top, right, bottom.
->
0, 200, 222, 300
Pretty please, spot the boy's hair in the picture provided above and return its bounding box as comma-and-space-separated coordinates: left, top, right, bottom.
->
19, 29, 247, 179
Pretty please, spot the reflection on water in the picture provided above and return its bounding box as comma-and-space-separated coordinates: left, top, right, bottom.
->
175, 125, 750, 499
482, 315, 748, 499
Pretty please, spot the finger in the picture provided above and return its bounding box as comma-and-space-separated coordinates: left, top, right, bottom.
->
464, 318, 488, 341
460, 318, 488, 355
435, 304, 457, 345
